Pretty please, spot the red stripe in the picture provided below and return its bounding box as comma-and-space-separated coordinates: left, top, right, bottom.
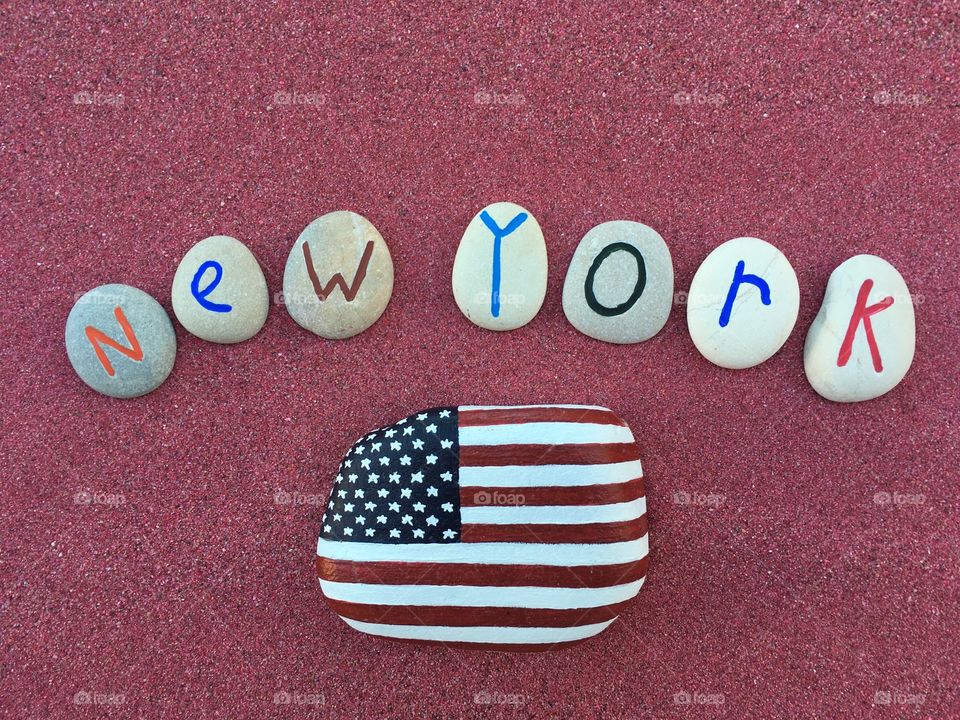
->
327, 599, 631, 628
460, 478, 645, 506
458, 407, 624, 427
316, 556, 648, 588
462, 515, 647, 544
459, 443, 639, 467
382, 636, 596, 652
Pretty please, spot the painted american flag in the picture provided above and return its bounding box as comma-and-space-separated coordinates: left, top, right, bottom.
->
315, 405, 649, 650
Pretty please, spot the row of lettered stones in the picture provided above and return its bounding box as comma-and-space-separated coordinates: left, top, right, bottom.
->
65, 203, 916, 402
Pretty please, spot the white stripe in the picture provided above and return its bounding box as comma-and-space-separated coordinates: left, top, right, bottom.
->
317, 534, 648, 566
460, 404, 610, 411
461, 497, 646, 525
459, 459, 643, 487
340, 617, 615, 644
320, 578, 645, 608
459, 422, 634, 446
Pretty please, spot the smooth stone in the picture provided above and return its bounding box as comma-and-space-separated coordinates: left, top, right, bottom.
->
171, 235, 269, 343
315, 404, 648, 650
804, 254, 915, 402
562, 221, 673, 343
65, 284, 176, 398
282, 211, 394, 339
452, 202, 547, 331
686, 237, 800, 369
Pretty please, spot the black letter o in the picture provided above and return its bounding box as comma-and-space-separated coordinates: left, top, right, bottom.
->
584, 242, 646, 317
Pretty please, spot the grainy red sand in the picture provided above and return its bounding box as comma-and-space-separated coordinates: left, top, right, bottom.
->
1, 3, 957, 718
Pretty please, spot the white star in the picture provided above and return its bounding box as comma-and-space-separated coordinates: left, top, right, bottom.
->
417, 413, 428, 421
425, 424, 437, 433
360, 458, 371, 469
389, 472, 400, 483
413, 528, 425, 539
412, 502, 425, 512
368, 473, 379, 484
401, 514, 413, 525
344, 527, 353, 536
399, 455, 411, 466
348, 473, 358, 483
411, 471, 424, 483
402, 426, 414, 436
323, 524, 331, 532
338, 489, 347, 498
343, 459, 352, 468
440, 471, 453, 482
355, 516, 366, 525
385, 429, 397, 438
379, 456, 390, 466
439, 410, 451, 418
344, 503, 354, 512
356, 445, 366, 455
335, 474, 343, 482
390, 441, 401, 451
364, 501, 376, 511
376, 515, 387, 524
388, 502, 400, 512
441, 502, 454, 512
371, 442, 382, 452
426, 515, 438, 526
354, 489, 364, 498
389, 528, 400, 538
333, 513, 342, 521
442, 529, 457, 539
426, 486, 438, 497
412, 439, 425, 450
440, 439, 453, 449
425, 454, 437, 464
400, 488, 412, 499
377, 488, 389, 498
365, 528, 375, 537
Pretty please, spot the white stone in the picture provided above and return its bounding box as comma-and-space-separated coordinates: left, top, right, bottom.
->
171, 235, 269, 344
804, 254, 915, 402
562, 221, 673, 344
282, 211, 394, 339
452, 202, 547, 331
686, 237, 800, 369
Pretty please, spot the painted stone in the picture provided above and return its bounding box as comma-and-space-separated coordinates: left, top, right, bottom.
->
282, 211, 394, 339
65, 284, 176, 398
171, 235, 269, 343
686, 237, 800, 369
804, 255, 915, 402
562, 221, 674, 343
452, 202, 547, 331
316, 404, 649, 650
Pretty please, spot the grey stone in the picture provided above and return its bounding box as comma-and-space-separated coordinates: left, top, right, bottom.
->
65, 284, 176, 398
562, 221, 673, 343
171, 235, 269, 343
282, 211, 394, 339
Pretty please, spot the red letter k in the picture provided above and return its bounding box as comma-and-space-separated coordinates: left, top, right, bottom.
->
837, 279, 894, 372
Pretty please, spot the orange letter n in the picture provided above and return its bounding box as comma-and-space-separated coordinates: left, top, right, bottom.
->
302, 241, 374, 301
84, 306, 144, 377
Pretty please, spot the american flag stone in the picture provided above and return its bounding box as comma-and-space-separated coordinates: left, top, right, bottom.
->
316, 405, 649, 651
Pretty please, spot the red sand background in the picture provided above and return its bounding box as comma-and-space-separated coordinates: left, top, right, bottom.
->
1, 3, 958, 718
